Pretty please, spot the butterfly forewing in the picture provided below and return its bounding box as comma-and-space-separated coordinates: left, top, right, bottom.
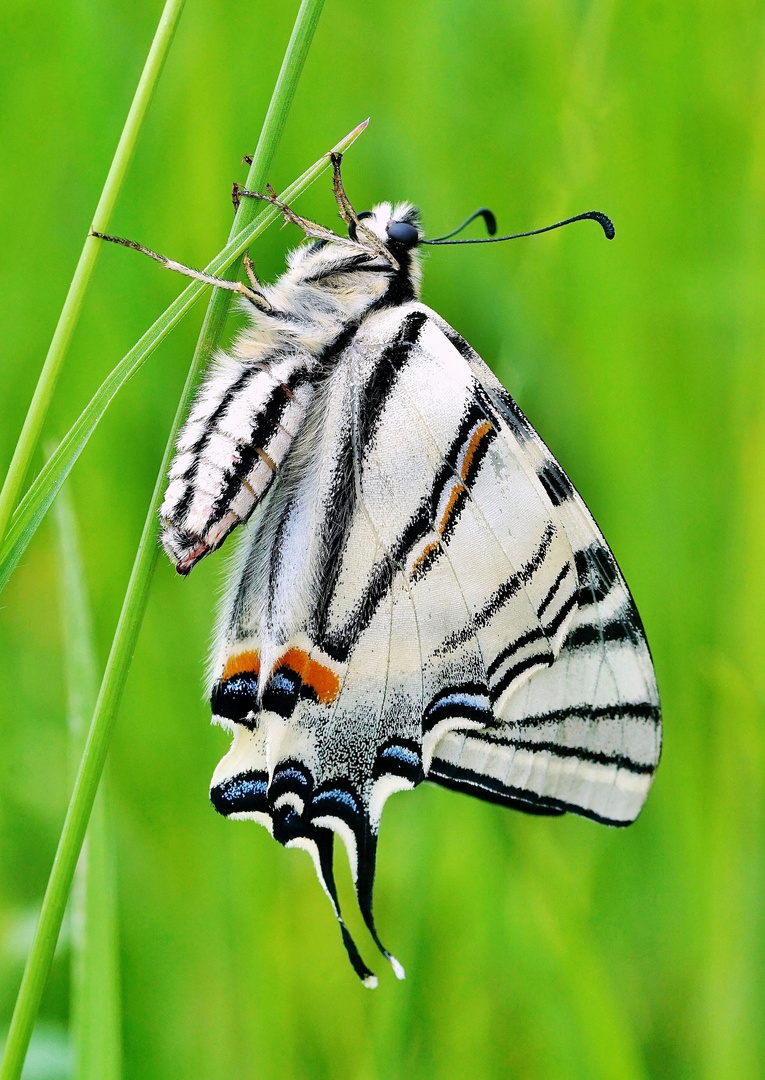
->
425, 318, 661, 824
160, 348, 317, 574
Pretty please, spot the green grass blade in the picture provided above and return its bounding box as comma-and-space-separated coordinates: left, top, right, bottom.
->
54, 487, 121, 1080
0, 118, 367, 598
179, 0, 329, 437
0, 2, 338, 1074
0, 0, 186, 545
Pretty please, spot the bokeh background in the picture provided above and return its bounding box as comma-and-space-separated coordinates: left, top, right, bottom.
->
1, 0, 763, 1077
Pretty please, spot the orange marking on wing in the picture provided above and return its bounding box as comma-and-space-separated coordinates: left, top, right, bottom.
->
410, 539, 441, 579
460, 420, 493, 481
222, 650, 260, 681
438, 481, 465, 533
277, 647, 340, 706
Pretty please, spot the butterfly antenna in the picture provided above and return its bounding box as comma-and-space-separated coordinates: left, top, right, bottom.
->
355, 826, 406, 980
424, 207, 497, 243
315, 832, 378, 988
422, 209, 614, 245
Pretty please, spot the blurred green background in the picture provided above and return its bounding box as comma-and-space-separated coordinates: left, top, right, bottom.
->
1, 0, 763, 1077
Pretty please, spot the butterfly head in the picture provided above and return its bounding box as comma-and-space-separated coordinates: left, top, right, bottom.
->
348, 202, 422, 252
285, 200, 424, 302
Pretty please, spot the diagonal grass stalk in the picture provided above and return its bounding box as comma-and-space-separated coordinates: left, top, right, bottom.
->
0, 117, 365, 598
54, 486, 121, 1080
0, 0, 186, 546
0, 2, 336, 1076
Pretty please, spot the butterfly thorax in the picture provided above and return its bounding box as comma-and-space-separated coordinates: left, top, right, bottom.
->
234, 200, 423, 358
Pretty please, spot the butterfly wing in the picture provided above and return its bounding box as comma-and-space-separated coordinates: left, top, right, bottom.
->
206, 304, 659, 981
425, 316, 661, 825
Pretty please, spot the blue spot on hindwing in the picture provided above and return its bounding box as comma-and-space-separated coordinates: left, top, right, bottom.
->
372, 739, 424, 784
210, 770, 268, 816
211, 672, 258, 725
310, 783, 363, 832
261, 669, 300, 718
423, 683, 493, 733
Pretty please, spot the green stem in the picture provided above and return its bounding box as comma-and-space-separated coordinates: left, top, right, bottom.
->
0, 0, 186, 545
0, 3, 331, 1077
54, 486, 122, 1080
192, 0, 328, 369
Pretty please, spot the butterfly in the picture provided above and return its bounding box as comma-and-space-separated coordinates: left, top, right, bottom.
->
96, 154, 661, 987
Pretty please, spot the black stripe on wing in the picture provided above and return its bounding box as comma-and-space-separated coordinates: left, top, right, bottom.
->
170, 365, 254, 526
205, 380, 296, 524
310, 311, 429, 649
428, 761, 565, 817
486, 627, 547, 680
436, 522, 557, 656
427, 759, 636, 826
574, 543, 620, 606
458, 732, 657, 776
537, 459, 575, 507
318, 388, 502, 661
493, 700, 661, 729
437, 324, 536, 445
563, 605, 643, 651
485, 583, 579, 705
489, 651, 555, 705
356, 310, 430, 452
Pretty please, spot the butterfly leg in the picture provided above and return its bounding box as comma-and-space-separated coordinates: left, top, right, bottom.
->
91, 231, 274, 312
232, 183, 353, 247
243, 250, 261, 291
329, 153, 399, 268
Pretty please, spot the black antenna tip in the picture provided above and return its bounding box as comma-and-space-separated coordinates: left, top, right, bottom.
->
477, 207, 497, 236
586, 211, 615, 240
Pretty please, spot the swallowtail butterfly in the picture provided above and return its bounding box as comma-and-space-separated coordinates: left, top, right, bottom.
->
96, 154, 661, 987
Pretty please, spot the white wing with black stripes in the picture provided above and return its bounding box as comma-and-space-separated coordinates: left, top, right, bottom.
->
203, 300, 661, 984
426, 314, 661, 825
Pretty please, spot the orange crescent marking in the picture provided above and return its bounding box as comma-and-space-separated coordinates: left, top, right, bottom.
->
222, 649, 260, 681
277, 647, 340, 706
438, 481, 465, 533
460, 420, 493, 482
410, 538, 441, 579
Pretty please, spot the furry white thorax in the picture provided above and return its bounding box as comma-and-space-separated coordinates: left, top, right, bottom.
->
230, 201, 422, 362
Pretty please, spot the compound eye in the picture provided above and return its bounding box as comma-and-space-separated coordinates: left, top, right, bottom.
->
348, 210, 373, 242
386, 220, 419, 247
